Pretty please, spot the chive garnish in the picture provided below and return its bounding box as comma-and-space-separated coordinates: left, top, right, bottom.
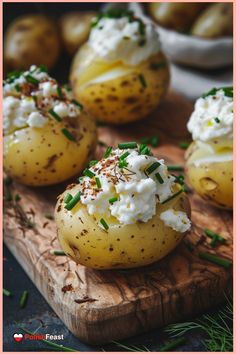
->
155, 172, 164, 184
39, 64, 48, 72
72, 99, 83, 110
19, 290, 28, 308
214, 117, 221, 124
65, 192, 81, 210
146, 162, 161, 174
199, 252, 232, 269
174, 174, 185, 185
61, 128, 76, 142
64, 193, 73, 204
100, 218, 109, 230
50, 250, 66, 256
48, 108, 62, 122
3, 288, 12, 297
95, 177, 102, 188
120, 151, 130, 160
150, 136, 159, 147
25, 74, 39, 85
202, 87, 233, 98
32, 95, 37, 104
140, 145, 151, 155
183, 239, 194, 252
15, 84, 21, 92
89, 160, 98, 167
15, 194, 21, 202
138, 74, 147, 88
57, 86, 63, 99
118, 159, 128, 168
167, 165, 184, 171
109, 197, 118, 204
104, 146, 112, 158
161, 188, 183, 204
204, 229, 226, 244
83, 169, 95, 178
179, 142, 190, 150
77, 176, 84, 183
118, 142, 137, 149
160, 337, 186, 352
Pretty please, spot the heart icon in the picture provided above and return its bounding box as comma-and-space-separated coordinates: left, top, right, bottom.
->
13, 333, 23, 342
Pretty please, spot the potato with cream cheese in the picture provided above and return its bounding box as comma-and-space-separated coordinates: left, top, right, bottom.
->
3, 66, 97, 186
70, 9, 169, 124
55, 143, 191, 269
185, 87, 233, 209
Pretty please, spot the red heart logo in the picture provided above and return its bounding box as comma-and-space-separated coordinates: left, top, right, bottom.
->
13, 333, 23, 342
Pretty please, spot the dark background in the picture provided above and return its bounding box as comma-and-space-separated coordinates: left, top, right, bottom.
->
3, 2, 230, 352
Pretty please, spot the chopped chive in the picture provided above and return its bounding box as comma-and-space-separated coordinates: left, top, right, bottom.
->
160, 337, 186, 352
174, 174, 185, 185
118, 159, 128, 168
202, 86, 233, 98
120, 151, 130, 160
167, 165, 184, 171
32, 95, 37, 104
57, 85, 63, 99
61, 128, 76, 142
104, 146, 112, 158
179, 142, 190, 149
39, 64, 48, 72
15, 194, 21, 202
48, 108, 62, 122
71, 99, 83, 110
15, 84, 21, 92
65, 192, 81, 211
77, 176, 84, 183
183, 239, 194, 252
50, 250, 66, 256
4, 189, 12, 202
3, 288, 12, 297
118, 142, 137, 149
140, 145, 151, 155
19, 290, 28, 308
140, 137, 150, 144
89, 160, 98, 167
150, 136, 159, 147
138, 74, 147, 88
214, 117, 221, 124
199, 252, 232, 269
161, 188, 183, 204
25, 74, 39, 85
155, 172, 164, 184
100, 218, 109, 230
146, 162, 161, 174
95, 177, 102, 188
83, 169, 95, 178
109, 197, 118, 204
204, 229, 226, 243
64, 193, 73, 204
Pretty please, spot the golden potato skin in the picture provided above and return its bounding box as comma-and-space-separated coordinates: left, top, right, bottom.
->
185, 142, 233, 209
55, 185, 190, 269
3, 113, 97, 186
191, 3, 233, 38
4, 15, 60, 71
70, 45, 169, 124
60, 12, 96, 55
148, 3, 206, 31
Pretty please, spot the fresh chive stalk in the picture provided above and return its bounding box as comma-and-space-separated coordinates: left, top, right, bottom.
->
3, 288, 12, 297
64, 193, 73, 204
50, 250, 66, 256
65, 192, 81, 210
19, 290, 28, 308
161, 188, 183, 204
204, 229, 226, 243
199, 252, 232, 269
25, 74, 39, 85
155, 172, 164, 184
120, 151, 130, 160
167, 165, 184, 171
100, 218, 109, 230
146, 162, 161, 174
61, 128, 76, 142
118, 142, 137, 149
118, 159, 128, 168
95, 177, 102, 188
104, 146, 112, 158
48, 108, 62, 122
109, 197, 118, 204
160, 337, 186, 351
83, 169, 95, 178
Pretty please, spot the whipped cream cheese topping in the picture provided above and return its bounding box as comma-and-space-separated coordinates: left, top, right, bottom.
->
160, 209, 191, 233
89, 11, 160, 66
187, 88, 233, 142
76, 146, 190, 229
3, 65, 81, 132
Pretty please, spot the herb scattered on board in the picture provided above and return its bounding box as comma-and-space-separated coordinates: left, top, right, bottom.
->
19, 290, 28, 308
3, 288, 12, 297
50, 250, 66, 256
198, 252, 232, 269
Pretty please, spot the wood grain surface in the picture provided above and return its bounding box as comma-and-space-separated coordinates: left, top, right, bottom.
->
3, 91, 232, 344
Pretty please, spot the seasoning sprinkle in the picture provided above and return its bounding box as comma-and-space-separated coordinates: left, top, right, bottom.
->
61, 128, 76, 142
100, 218, 109, 230
138, 74, 147, 88
3, 288, 12, 297
146, 162, 161, 174
50, 250, 66, 256
19, 290, 28, 308
104, 146, 112, 158
199, 252, 232, 269
155, 172, 164, 184
48, 108, 62, 122
167, 165, 184, 171
95, 177, 102, 188
179, 142, 190, 150
65, 192, 81, 210
83, 169, 95, 178
25, 74, 39, 85
161, 188, 183, 204
64, 193, 73, 204
71, 99, 83, 110
109, 197, 118, 204
118, 142, 137, 149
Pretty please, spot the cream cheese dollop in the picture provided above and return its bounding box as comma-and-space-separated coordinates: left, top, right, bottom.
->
160, 209, 191, 233
88, 13, 160, 66
187, 88, 233, 142
79, 147, 190, 229
3, 65, 81, 132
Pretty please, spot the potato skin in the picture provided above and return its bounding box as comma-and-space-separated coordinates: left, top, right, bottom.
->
70, 44, 169, 124
55, 185, 190, 269
4, 15, 60, 71
60, 12, 96, 56
3, 112, 97, 186
148, 3, 206, 31
185, 141, 233, 209
191, 3, 233, 38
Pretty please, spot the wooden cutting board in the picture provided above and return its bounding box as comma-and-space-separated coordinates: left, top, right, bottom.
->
4, 91, 232, 345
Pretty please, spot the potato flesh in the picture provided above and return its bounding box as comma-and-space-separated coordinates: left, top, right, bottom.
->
3, 113, 97, 186
185, 141, 233, 209
70, 45, 170, 124
55, 185, 190, 269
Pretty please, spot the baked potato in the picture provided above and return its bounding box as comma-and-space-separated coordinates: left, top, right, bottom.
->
3, 66, 97, 186
4, 15, 60, 71
59, 11, 96, 55
191, 3, 233, 38
55, 145, 191, 269
148, 3, 206, 31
